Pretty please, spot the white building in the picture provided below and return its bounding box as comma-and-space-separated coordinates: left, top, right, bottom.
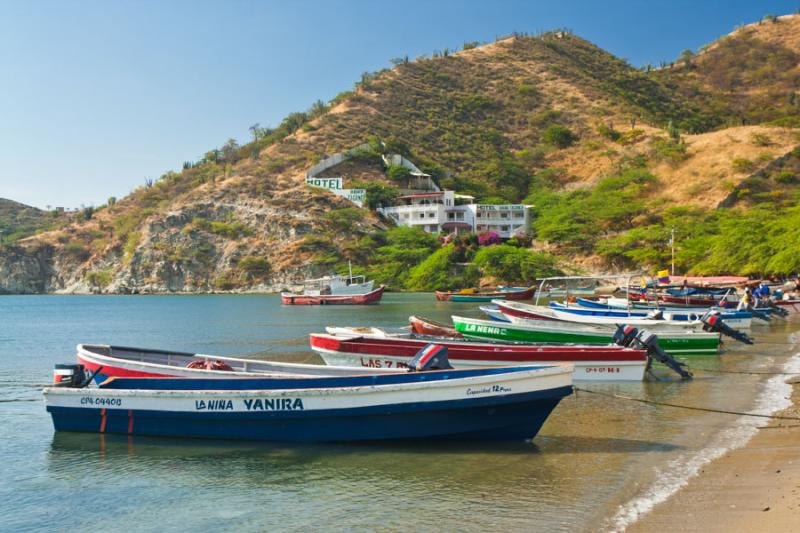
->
378, 190, 531, 239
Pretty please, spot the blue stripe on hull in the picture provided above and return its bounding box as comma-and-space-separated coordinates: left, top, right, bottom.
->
47, 387, 571, 442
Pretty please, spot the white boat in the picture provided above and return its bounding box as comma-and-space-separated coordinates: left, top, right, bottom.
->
44, 362, 574, 442
497, 301, 705, 332
76, 344, 399, 380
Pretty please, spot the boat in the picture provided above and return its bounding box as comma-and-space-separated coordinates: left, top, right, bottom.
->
75, 344, 399, 381
310, 333, 648, 381
434, 286, 535, 302
565, 299, 752, 328
479, 305, 512, 322
409, 315, 461, 337
546, 302, 752, 329
281, 285, 385, 305
451, 315, 721, 355
775, 299, 800, 313
497, 302, 707, 332
44, 364, 574, 442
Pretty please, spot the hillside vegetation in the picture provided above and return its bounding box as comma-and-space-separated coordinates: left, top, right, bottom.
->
1, 14, 799, 293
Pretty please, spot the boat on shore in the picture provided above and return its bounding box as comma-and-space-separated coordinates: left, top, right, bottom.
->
434, 286, 535, 302
75, 344, 399, 381
310, 332, 649, 381
452, 315, 721, 355
44, 364, 574, 442
409, 315, 461, 337
558, 300, 752, 328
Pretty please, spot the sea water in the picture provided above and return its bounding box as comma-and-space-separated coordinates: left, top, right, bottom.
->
0, 294, 797, 532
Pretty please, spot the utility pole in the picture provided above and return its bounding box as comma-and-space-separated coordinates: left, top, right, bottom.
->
670, 227, 676, 276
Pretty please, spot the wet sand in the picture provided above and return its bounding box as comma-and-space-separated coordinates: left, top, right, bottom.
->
629, 379, 800, 532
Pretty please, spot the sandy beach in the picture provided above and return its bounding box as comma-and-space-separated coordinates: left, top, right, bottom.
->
630, 378, 800, 532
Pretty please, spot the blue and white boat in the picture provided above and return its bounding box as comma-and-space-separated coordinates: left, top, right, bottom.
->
44, 364, 573, 442
550, 301, 752, 327
479, 305, 512, 323
561, 300, 752, 329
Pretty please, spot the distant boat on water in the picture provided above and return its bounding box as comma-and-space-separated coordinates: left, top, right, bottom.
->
281, 265, 384, 305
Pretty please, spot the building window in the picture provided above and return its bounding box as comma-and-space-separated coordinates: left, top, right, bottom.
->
513, 212, 524, 218
476, 212, 482, 218
456, 212, 464, 220
447, 212, 454, 220
500, 213, 508, 219
501, 225, 510, 232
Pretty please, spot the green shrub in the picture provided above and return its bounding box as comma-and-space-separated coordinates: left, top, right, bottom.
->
542, 125, 577, 148
749, 132, 773, 146
732, 158, 755, 173
386, 164, 412, 182
774, 171, 796, 184
473, 245, 560, 284
323, 208, 365, 232
63, 242, 90, 260
238, 256, 270, 275
85, 270, 113, 288
651, 138, 688, 165
596, 124, 620, 141
209, 220, 250, 239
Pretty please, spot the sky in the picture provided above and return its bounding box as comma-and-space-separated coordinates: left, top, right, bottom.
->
1, 0, 797, 209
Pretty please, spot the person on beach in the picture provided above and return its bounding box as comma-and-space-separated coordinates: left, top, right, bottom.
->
738, 287, 754, 311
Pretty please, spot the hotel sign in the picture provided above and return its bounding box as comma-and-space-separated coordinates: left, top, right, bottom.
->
306, 177, 343, 190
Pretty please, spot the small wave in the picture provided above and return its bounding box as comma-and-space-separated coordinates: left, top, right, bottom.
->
608, 348, 800, 532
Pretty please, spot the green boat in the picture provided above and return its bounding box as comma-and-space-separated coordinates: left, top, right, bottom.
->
451, 316, 720, 355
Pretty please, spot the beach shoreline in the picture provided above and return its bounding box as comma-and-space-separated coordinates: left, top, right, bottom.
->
628, 377, 800, 532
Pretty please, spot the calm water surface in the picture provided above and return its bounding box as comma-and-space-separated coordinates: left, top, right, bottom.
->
1, 294, 798, 532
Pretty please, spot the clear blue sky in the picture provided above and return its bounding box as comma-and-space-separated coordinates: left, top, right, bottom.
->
1, 0, 797, 209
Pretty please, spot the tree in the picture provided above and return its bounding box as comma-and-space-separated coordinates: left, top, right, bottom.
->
363, 183, 400, 209
386, 164, 411, 183
542, 125, 577, 148
221, 139, 240, 162
249, 123, 262, 142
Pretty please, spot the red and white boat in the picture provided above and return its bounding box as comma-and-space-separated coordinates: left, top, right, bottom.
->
409, 315, 461, 337
281, 285, 384, 305
310, 332, 648, 381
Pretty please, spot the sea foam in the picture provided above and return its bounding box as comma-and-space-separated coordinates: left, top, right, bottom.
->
608, 331, 800, 532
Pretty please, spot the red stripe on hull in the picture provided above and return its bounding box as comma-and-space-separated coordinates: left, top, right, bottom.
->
79, 355, 172, 378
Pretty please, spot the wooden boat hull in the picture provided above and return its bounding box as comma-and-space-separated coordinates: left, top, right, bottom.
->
774, 300, 800, 313
281, 286, 384, 305
435, 286, 535, 302
44, 365, 573, 442
310, 333, 648, 381
409, 315, 461, 337
452, 316, 721, 356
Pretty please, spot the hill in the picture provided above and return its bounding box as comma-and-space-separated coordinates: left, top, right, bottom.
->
1, 15, 799, 293
0, 199, 59, 243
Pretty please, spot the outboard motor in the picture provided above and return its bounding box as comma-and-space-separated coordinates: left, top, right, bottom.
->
613, 325, 639, 347
52, 364, 90, 387
701, 313, 754, 345
632, 330, 693, 380
407, 344, 453, 372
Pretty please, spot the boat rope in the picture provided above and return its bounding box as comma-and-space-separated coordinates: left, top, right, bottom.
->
573, 387, 800, 421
